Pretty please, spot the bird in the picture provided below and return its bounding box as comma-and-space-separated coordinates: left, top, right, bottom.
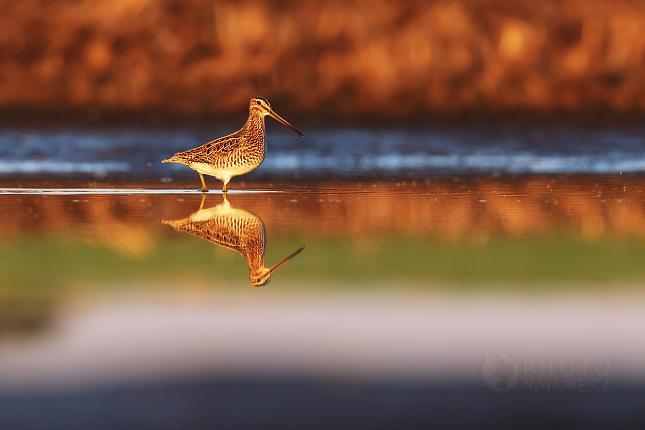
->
162, 194, 304, 286
162, 97, 304, 193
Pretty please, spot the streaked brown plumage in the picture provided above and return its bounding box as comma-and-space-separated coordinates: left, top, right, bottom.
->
162, 194, 304, 286
162, 97, 304, 192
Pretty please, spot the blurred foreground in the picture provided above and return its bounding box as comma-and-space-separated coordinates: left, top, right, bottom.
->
0, 292, 644, 429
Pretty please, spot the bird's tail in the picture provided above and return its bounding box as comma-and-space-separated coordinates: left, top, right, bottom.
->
162, 155, 189, 165
161, 219, 178, 227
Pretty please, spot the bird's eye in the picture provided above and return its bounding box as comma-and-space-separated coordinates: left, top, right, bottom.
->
256, 100, 261, 105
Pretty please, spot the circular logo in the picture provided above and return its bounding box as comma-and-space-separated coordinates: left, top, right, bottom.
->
481, 354, 519, 393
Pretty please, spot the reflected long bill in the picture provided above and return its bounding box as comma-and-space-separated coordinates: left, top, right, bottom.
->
269, 246, 305, 273
267, 109, 305, 138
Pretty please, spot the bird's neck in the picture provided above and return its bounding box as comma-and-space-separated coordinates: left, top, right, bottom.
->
243, 111, 266, 138
244, 245, 266, 274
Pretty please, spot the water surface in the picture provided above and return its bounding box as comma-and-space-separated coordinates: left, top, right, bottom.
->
3, 176, 645, 292
3, 125, 645, 177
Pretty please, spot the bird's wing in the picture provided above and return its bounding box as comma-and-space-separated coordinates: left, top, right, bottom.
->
165, 219, 246, 253
203, 135, 243, 156
173, 134, 244, 164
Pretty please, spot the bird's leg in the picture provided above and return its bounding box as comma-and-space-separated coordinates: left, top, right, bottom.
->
199, 193, 206, 211
199, 173, 209, 193
222, 180, 227, 194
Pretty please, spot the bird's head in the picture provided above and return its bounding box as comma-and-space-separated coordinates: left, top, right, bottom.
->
249, 246, 305, 287
250, 97, 272, 113
249, 97, 305, 138
249, 267, 272, 287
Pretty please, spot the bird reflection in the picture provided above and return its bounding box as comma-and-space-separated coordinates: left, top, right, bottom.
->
163, 194, 304, 286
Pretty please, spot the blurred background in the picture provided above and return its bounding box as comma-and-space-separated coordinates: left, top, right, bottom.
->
3, 1, 645, 429
3, 0, 645, 123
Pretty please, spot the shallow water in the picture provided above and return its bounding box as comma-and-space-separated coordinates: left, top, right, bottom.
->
4, 176, 645, 292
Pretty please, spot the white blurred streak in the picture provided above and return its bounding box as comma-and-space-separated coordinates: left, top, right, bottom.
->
0, 291, 644, 393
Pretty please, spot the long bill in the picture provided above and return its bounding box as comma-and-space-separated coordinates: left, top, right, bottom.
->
269, 246, 305, 274
266, 108, 305, 138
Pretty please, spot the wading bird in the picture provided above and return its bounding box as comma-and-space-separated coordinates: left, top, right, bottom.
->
162, 97, 304, 192
163, 194, 304, 286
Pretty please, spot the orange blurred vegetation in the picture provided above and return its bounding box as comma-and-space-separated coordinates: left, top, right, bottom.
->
2, 0, 645, 118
